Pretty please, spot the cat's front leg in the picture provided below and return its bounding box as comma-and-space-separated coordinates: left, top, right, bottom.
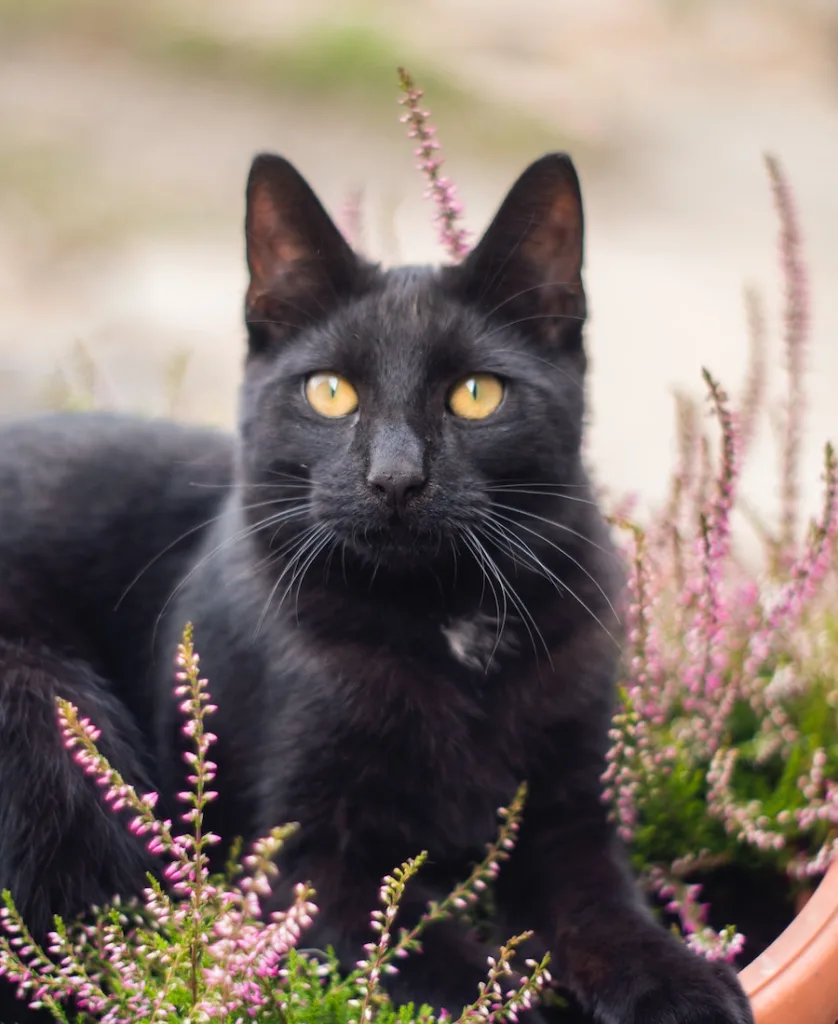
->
495, 781, 753, 1023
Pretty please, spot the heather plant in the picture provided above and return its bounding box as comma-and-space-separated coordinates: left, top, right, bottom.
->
601, 157, 838, 962
0, 626, 550, 1023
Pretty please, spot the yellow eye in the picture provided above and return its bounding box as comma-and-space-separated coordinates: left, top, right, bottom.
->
305, 373, 359, 418
448, 374, 504, 420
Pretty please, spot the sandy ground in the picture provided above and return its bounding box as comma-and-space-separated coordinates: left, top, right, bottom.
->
1, 0, 837, 535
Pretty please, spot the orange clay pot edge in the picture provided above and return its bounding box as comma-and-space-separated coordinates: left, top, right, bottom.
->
740, 859, 838, 1024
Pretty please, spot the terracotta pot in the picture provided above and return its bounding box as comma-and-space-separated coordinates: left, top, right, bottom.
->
740, 859, 838, 1023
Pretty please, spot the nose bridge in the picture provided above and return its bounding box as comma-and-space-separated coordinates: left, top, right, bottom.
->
367, 416, 424, 478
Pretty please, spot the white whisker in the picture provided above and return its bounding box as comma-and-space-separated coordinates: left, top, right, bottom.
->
465, 526, 553, 668
480, 515, 619, 646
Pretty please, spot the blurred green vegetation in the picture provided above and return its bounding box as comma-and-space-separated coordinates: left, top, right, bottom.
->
0, 0, 564, 158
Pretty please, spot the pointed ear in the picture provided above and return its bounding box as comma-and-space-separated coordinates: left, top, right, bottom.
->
449, 153, 586, 350
244, 154, 367, 350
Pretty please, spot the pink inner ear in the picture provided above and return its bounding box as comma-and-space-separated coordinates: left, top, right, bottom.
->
248, 186, 307, 279
542, 193, 583, 284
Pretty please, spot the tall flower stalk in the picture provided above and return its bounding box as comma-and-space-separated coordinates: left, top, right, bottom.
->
766, 153, 809, 555
397, 67, 471, 262
738, 285, 767, 461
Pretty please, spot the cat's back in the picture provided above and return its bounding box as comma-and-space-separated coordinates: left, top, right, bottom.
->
0, 412, 235, 687
0, 412, 233, 551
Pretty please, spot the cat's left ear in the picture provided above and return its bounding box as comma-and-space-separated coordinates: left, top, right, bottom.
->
244, 153, 367, 350
447, 153, 586, 350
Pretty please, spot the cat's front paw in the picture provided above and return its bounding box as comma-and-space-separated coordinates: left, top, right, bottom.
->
594, 943, 753, 1024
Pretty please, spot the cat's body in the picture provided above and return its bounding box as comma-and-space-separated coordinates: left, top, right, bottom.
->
0, 154, 753, 1023
0, 416, 232, 941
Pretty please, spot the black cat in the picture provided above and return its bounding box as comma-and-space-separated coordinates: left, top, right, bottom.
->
0, 153, 753, 1024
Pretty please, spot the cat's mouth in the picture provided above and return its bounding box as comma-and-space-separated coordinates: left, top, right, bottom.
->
341, 520, 447, 567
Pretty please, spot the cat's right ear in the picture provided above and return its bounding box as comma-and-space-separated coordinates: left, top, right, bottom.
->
244, 154, 366, 352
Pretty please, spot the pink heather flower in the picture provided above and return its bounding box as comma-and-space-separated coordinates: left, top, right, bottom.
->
746, 443, 837, 672
645, 868, 745, 963
738, 285, 768, 462
658, 370, 743, 755
766, 154, 810, 552
339, 187, 365, 253
706, 748, 786, 852
397, 67, 471, 262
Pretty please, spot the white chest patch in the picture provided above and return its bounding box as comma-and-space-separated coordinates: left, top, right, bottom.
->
441, 612, 517, 673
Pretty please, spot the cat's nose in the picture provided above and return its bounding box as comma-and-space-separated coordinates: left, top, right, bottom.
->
367, 462, 427, 508
367, 421, 427, 509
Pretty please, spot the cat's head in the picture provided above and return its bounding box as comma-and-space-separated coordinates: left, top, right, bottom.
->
238, 152, 591, 577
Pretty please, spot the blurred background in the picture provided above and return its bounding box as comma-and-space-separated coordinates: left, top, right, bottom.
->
1, 0, 837, 524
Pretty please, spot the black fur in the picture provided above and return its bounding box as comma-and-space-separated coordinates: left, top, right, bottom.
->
0, 154, 752, 1024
